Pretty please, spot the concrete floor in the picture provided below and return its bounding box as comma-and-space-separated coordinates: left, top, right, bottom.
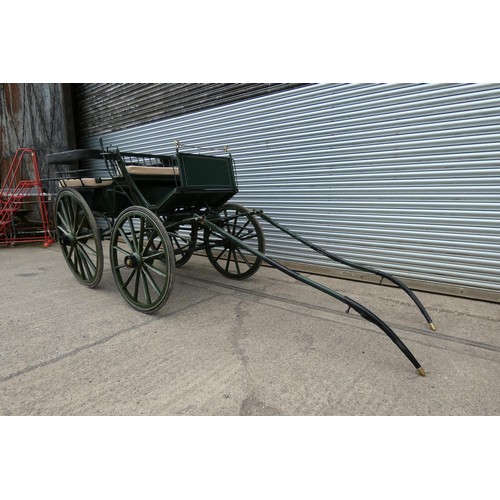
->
0, 244, 499, 416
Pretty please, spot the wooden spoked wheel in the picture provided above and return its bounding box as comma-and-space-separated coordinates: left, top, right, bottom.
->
55, 187, 104, 288
168, 221, 198, 268
204, 203, 265, 279
110, 206, 175, 313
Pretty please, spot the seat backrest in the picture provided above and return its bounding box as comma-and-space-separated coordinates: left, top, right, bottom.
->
177, 153, 236, 190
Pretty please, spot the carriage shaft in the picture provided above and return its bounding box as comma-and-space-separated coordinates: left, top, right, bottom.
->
257, 211, 436, 332
199, 215, 426, 376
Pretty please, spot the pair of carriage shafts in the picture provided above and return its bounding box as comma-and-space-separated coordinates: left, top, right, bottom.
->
195, 209, 432, 377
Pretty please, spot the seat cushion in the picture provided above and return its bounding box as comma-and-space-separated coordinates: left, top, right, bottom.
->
125, 165, 179, 176
58, 178, 113, 188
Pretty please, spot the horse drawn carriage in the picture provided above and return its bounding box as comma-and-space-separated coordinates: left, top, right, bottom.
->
47, 142, 433, 375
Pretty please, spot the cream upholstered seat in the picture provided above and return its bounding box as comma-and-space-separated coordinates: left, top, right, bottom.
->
58, 165, 178, 189
125, 165, 179, 176
58, 178, 113, 188
58, 166, 179, 188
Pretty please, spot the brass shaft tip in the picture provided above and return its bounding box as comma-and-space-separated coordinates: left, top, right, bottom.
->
429, 322, 436, 331
417, 367, 426, 377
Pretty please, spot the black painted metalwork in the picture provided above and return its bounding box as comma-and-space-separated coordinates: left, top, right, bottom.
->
257, 211, 436, 332
199, 213, 426, 376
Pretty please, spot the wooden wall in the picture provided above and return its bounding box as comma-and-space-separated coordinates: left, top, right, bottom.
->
0, 83, 75, 185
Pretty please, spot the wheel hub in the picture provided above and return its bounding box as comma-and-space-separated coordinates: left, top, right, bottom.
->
124, 253, 141, 269
61, 233, 76, 247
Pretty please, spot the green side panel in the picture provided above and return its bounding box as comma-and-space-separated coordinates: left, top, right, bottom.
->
178, 153, 237, 190
86, 188, 131, 215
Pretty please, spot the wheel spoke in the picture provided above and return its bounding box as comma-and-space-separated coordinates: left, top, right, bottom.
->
140, 269, 152, 304
235, 219, 251, 238
128, 216, 139, 251
143, 229, 159, 256
67, 245, 74, 262
224, 251, 232, 273
171, 235, 182, 251
144, 262, 167, 279
230, 214, 238, 235
64, 197, 74, 231
133, 268, 141, 301
77, 244, 97, 274
236, 247, 252, 268
138, 216, 145, 253
78, 241, 97, 257
214, 246, 229, 263
73, 246, 86, 280
142, 251, 165, 263
122, 267, 137, 289
76, 245, 94, 278
59, 198, 72, 232
57, 224, 70, 237
57, 213, 71, 234
238, 231, 257, 242
169, 223, 197, 268
113, 244, 131, 257
142, 266, 162, 295
69, 197, 78, 232
76, 232, 94, 242
231, 249, 241, 274
75, 210, 87, 236
118, 226, 134, 251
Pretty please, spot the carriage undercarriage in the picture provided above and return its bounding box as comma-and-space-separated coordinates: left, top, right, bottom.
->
48, 143, 434, 376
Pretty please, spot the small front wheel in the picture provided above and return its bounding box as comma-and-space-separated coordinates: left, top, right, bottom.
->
168, 221, 198, 268
204, 203, 265, 279
110, 206, 175, 313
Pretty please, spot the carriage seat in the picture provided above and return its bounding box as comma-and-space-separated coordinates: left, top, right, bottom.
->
58, 165, 179, 188
58, 178, 113, 188
125, 165, 179, 177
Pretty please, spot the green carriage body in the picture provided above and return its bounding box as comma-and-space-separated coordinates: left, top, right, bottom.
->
48, 145, 263, 313
49, 148, 238, 218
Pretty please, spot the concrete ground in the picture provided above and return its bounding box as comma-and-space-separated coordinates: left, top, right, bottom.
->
0, 244, 499, 416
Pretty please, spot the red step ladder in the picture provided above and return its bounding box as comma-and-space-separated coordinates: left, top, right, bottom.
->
0, 148, 54, 247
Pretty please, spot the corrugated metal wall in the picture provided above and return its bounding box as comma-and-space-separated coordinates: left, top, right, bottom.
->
78, 83, 500, 301
73, 83, 306, 138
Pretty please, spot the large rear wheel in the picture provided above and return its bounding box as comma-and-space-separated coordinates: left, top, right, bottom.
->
55, 187, 103, 288
110, 206, 175, 313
